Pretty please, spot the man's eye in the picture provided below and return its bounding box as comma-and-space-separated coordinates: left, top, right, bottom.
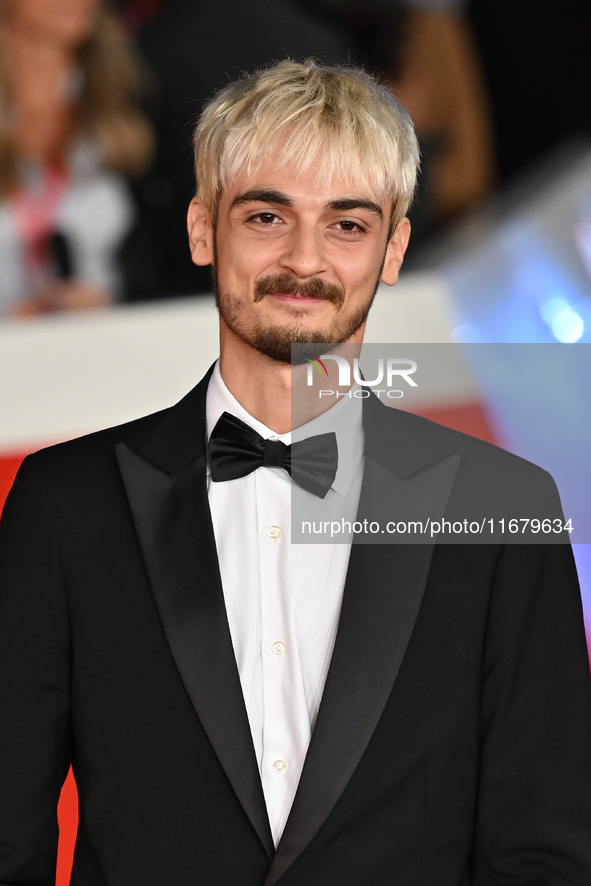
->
249, 212, 279, 224
336, 220, 364, 233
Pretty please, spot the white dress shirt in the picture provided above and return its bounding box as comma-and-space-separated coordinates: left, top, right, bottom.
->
206, 361, 363, 846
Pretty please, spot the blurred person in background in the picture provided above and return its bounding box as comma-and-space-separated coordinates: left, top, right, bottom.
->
390, 0, 494, 237
0, 0, 152, 318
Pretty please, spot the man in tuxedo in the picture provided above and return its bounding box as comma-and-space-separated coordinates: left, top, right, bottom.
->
1, 59, 591, 886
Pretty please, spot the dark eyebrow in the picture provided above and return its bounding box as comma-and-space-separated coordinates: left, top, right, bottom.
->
231, 188, 293, 209
230, 190, 383, 219
327, 198, 383, 218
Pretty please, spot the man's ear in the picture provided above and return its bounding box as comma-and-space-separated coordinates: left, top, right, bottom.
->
380, 217, 411, 286
187, 197, 214, 266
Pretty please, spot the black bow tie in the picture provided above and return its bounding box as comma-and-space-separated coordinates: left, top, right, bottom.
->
208, 411, 338, 499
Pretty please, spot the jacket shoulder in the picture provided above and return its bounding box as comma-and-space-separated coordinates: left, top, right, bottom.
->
399, 407, 544, 475
27, 408, 167, 477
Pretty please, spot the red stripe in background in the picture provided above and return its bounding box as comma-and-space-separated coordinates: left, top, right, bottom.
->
0, 403, 497, 885
0, 453, 26, 506
56, 771, 78, 885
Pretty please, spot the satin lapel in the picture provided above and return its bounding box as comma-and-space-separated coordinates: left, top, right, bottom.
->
264, 399, 460, 885
115, 376, 273, 857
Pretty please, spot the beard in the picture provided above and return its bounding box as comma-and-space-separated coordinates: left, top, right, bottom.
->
214, 270, 380, 365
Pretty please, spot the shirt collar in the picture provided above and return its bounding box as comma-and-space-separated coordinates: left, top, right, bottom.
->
206, 360, 363, 497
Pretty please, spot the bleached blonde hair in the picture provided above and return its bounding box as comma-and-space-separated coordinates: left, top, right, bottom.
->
193, 59, 420, 227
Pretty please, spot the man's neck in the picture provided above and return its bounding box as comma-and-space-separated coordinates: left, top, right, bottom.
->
218, 340, 295, 435
218, 329, 363, 434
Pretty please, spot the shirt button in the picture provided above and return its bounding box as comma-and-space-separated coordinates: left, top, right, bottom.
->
268, 525, 282, 539
272, 641, 286, 655
272, 759, 287, 773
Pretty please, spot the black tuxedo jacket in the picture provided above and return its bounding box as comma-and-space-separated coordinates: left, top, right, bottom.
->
1, 369, 591, 886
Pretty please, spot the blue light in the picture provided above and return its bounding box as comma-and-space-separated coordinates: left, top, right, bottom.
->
551, 310, 585, 343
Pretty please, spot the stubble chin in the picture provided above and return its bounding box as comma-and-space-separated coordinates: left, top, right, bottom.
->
217, 298, 371, 364
214, 275, 377, 364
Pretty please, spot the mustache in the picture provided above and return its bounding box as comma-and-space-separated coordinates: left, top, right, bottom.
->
253, 273, 344, 307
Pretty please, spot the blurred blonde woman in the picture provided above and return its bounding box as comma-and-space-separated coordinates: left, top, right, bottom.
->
0, 0, 152, 316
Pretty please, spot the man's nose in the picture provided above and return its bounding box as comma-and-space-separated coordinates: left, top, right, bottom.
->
278, 225, 327, 279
